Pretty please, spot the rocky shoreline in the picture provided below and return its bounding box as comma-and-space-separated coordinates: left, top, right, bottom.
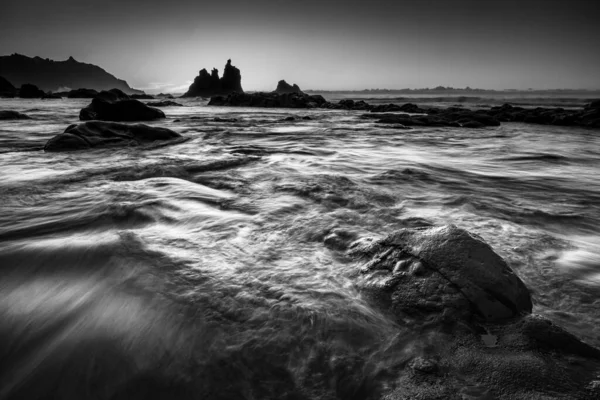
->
349, 225, 600, 399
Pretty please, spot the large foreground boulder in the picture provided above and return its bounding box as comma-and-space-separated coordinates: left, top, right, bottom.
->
350, 224, 600, 399
44, 121, 182, 151
350, 225, 532, 322
79, 89, 165, 121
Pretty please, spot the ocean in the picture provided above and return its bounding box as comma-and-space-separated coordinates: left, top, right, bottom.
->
1, 96, 599, 398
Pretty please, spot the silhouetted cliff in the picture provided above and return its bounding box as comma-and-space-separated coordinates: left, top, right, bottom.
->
183, 59, 243, 97
0, 54, 143, 94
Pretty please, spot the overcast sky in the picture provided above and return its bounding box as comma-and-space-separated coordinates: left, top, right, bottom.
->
1, 0, 598, 92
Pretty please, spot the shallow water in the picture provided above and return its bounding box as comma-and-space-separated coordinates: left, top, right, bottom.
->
1, 97, 599, 399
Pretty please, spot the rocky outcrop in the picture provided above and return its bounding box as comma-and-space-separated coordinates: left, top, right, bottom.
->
350, 225, 531, 323
487, 103, 600, 128
131, 94, 154, 100
183, 59, 243, 98
79, 89, 165, 121
0, 54, 142, 94
146, 100, 183, 107
350, 225, 600, 399
361, 107, 501, 128
18, 83, 45, 98
44, 121, 183, 151
275, 80, 302, 94
0, 76, 16, 97
0, 111, 30, 120
67, 88, 99, 98
209, 91, 328, 108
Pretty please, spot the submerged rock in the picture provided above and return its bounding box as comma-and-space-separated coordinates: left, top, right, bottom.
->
350, 225, 532, 322
44, 121, 182, 151
79, 89, 165, 121
0, 110, 30, 120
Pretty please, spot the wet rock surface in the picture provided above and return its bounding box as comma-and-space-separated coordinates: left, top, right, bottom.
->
350, 225, 600, 399
44, 121, 183, 151
79, 89, 165, 121
350, 225, 532, 322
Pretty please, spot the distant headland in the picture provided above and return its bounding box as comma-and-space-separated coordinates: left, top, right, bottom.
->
0, 54, 142, 94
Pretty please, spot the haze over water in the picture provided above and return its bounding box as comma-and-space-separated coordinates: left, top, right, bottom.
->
0, 96, 599, 398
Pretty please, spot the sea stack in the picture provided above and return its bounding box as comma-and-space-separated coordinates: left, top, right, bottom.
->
182, 59, 243, 97
274, 80, 302, 94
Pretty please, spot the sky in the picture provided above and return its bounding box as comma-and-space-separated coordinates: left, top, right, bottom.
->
1, 0, 599, 93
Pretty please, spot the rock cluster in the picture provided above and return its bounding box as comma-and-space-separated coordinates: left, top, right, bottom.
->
44, 121, 182, 151
361, 107, 501, 128
208, 91, 328, 108
79, 89, 165, 121
487, 103, 600, 128
182, 59, 243, 97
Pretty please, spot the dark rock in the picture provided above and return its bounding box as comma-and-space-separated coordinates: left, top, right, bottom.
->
19, 83, 45, 98
0, 53, 142, 94
0, 110, 30, 120
0, 76, 16, 97
131, 94, 154, 100
44, 121, 182, 151
585, 100, 600, 110
146, 100, 183, 107
156, 93, 174, 99
213, 117, 238, 122
275, 80, 302, 94
67, 88, 99, 98
362, 107, 500, 128
41, 92, 62, 99
350, 225, 532, 322
221, 59, 243, 94
183, 59, 243, 98
80, 89, 165, 121
209, 91, 328, 109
